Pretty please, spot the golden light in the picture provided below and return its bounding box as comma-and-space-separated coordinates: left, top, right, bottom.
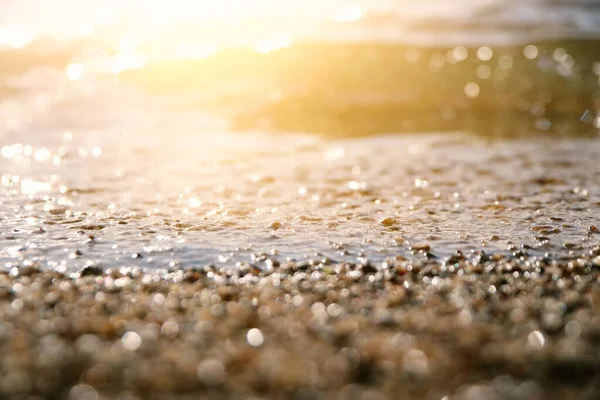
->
331, 5, 363, 23
110, 53, 148, 74
176, 43, 219, 60
0, 24, 35, 48
113, 0, 313, 45
1, 1, 374, 72
119, 37, 138, 54
254, 36, 292, 54
79, 23, 95, 37
60, 0, 323, 71
464, 82, 480, 98
66, 63, 84, 81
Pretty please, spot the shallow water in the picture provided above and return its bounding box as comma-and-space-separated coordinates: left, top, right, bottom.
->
1, 82, 599, 272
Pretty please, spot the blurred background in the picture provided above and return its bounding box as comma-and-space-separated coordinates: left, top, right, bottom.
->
1, 0, 600, 136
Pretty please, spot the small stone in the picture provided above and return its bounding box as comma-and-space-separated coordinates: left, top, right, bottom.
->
403, 349, 429, 378
269, 221, 283, 230
394, 237, 406, 245
531, 225, 554, 232
122, 331, 142, 351
538, 228, 560, 235
527, 330, 545, 350
69, 250, 83, 259
12, 265, 41, 277
379, 217, 396, 227
247, 328, 264, 347
589, 225, 599, 235
250, 264, 263, 276
197, 359, 226, 386
82, 235, 95, 244
410, 243, 431, 253
105, 268, 124, 278
79, 265, 103, 276
77, 225, 105, 231
161, 321, 180, 339
361, 262, 377, 274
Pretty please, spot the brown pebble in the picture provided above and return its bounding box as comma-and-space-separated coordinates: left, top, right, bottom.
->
410, 243, 431, 252
379, 217, 397, 226
394, 237, 406, 245
269, 221, 283, 230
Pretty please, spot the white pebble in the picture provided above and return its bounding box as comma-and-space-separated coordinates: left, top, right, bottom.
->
247, 328, 264, 347
122, 331, 142, 351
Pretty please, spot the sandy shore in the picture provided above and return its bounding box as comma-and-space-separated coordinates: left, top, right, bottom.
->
1, 131, 600, 399
2, 243, 600, 399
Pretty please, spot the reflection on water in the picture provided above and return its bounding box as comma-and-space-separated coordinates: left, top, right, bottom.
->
1, 93, 599, 271
5, 39, 600, 136
0, 1, 599, 272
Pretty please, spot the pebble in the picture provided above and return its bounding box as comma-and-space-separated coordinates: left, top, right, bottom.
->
78, 265, 103, 276
379, 217, 397, 227
410, 243, 431, 253
0, 243, 596, 398
269, 221, 283, 230
247, 328, 264, 347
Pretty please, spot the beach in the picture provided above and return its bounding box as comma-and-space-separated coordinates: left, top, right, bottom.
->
1, 1, 600, 398
2, 130, 600, 399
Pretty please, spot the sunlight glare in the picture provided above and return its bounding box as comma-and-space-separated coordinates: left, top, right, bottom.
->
176, 43, 219, 60
66, 63, 84, 81
332, 5, 363, 23
0, 25, 35, 48
21, 179, 51, 195
111, 53, 148, 74
79, 24, 95, 37
254, 36, 291, 54
119, 37, 138, 53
